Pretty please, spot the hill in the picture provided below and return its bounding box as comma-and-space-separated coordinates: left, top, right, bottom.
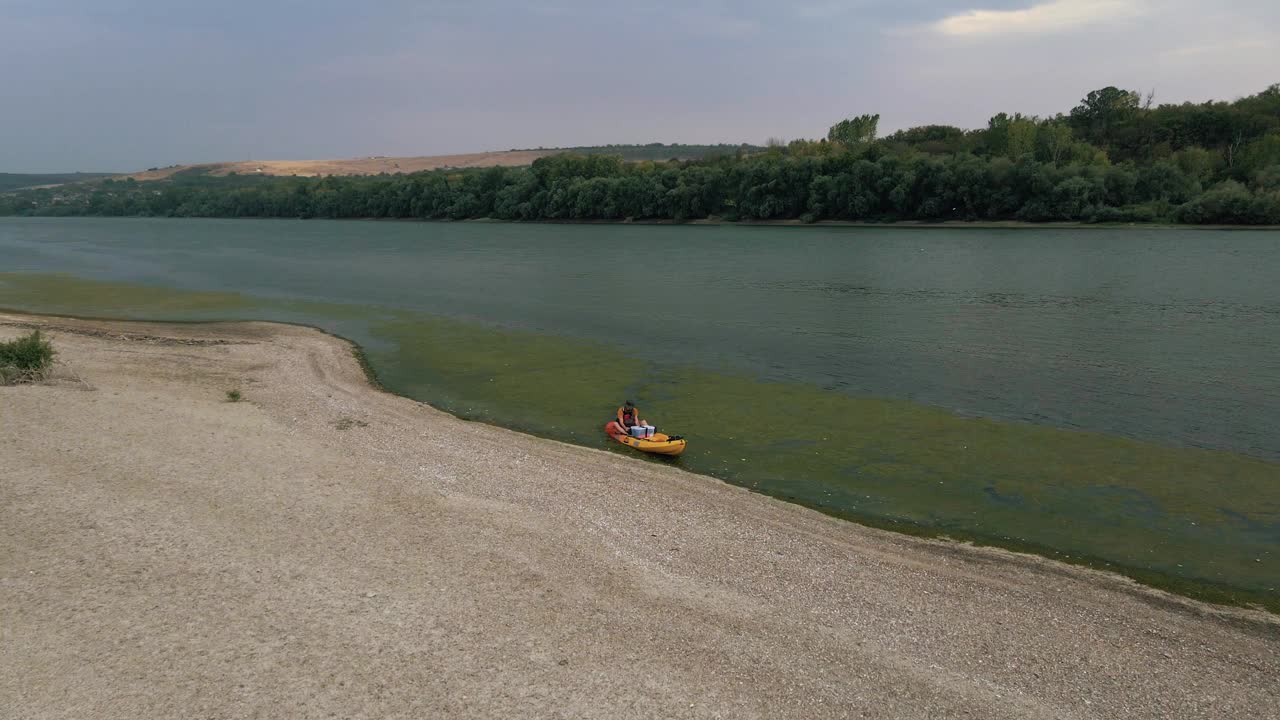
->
122, 151, 555, 181
119, 145, 764, 182
0, 172, 118, 193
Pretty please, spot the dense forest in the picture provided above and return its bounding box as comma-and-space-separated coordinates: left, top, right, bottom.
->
4, 86, 1279, 224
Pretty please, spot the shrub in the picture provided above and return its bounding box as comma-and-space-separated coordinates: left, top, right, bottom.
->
1249, 190, 1280, 224
0, 329, 56, 384
1176, 181, 1259, 224
1087, 202, 1166, 224
226, 389, 242, 402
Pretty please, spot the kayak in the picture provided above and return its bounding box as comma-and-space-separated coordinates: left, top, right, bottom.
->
604, 422, 687, 456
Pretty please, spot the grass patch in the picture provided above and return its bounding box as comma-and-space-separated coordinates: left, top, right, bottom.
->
334, 417, 369, 430
225, 389, 242, 402
0, 329, 55, 384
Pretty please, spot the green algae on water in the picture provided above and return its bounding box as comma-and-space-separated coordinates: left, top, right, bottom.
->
367, 311, 1280, 607
0, 272, 257, 317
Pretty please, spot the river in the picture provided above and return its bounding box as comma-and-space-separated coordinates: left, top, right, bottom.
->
1, 217, 1276, 601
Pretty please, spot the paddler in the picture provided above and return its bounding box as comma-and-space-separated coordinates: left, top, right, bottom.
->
617, 400, 656, 439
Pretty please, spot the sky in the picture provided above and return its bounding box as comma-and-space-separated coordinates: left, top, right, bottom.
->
2, 0, 1278, 172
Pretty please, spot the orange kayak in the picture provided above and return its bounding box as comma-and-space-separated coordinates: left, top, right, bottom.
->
604, 422, 687, 456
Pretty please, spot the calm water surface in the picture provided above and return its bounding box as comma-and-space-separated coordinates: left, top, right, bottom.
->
2, 217, 1277, 598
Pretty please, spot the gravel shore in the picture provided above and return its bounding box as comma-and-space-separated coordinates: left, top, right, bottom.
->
2, 313, 1276, 719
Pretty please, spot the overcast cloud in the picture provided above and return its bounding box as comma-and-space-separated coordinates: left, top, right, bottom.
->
2, 0, 1277, 171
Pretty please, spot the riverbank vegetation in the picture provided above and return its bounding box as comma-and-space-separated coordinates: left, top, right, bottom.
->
513, 142, 766, 162
0, 329, 56, 384
3, 86, 1278, 224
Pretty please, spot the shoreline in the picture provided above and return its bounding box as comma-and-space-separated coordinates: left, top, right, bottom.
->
3, 311, 1278, 717
526, 217, 1280, 231
6, 304, 1277, 614
5, 214, 1280, 231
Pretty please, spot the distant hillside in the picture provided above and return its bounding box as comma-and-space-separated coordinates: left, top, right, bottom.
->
117, 144, 764, 182
121, 151, 556, 181
0, 172, 118, 192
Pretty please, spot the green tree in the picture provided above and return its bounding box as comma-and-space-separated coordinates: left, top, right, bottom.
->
988, 113, 1039, 160
1236, 132, 1280, 183
827, 114, 880, 145
1007, 119, 1038, 160
1069, 87, 1141, 147
1037, 122, 1075, 165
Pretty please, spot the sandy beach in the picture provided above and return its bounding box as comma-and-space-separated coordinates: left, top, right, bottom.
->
2, 313, 1276, 719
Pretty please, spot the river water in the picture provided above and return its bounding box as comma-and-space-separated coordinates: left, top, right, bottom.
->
2, 217, 1276, 599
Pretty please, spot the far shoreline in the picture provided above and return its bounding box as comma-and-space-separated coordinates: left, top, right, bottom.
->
521, 217, 1280, 231
5, 214, 1280, 231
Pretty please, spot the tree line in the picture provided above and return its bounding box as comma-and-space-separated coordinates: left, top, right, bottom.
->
514, 143, 766, 161
4, 85, 1278, 224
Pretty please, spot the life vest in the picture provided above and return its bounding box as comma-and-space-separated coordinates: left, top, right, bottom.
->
619, 406, 638, 427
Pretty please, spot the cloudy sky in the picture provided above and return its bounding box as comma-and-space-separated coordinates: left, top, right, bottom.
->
3, 0, 1277, 172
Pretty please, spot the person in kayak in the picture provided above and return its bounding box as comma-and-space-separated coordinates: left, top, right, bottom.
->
617, 401, 656, 439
